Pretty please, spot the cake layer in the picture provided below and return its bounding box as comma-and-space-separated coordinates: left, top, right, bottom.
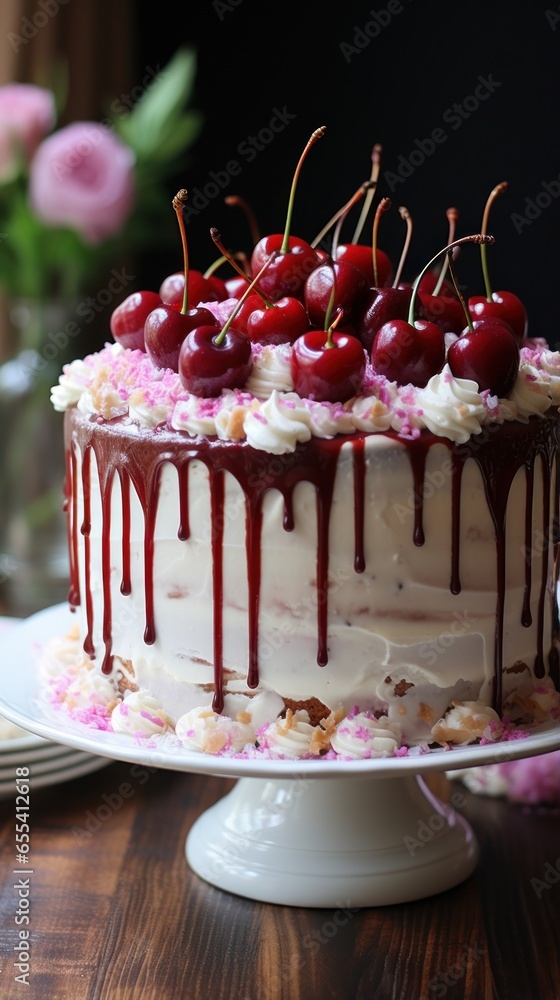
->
64, 406, 560, 743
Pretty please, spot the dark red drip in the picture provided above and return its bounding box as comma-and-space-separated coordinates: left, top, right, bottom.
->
178, 462, 190, 541
119, 469, 132, 597
522, 461, 534, 628
245, 492, 263, 690
210, 469, 225, 713
65, 410, 560, 717
450, 454, 464, 596
80, 446, 94, 658
534, 454, 551, 678
66, 445, 80, 609
100, 469, 115, 674
142, 466, 162, 646
353, 437, 366, 573
408, 445, 428, 546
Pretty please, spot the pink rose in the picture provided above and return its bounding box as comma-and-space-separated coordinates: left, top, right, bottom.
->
28, 122, 136, 244
0, 83, 55, 182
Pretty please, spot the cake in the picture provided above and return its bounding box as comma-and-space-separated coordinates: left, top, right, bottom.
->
44, 140, 560, 759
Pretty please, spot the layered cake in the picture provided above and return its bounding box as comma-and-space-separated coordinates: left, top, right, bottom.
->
44, 153, 560, 759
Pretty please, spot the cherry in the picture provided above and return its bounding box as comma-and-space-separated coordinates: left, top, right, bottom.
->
291, 268, 366, 402
291, 323, 366, 403
416, 208, 460, 301
159, 268, 226, 309
145, 190, 219, 372
447, 317, 519, 397
443, 242, 519, 397
371, 233, 494, 387
356, 205, 414, 352
110, 289, 162, 351
178, 324, 252, 397
178, 254, 275, 396
250, 126, 326, 300
417, 209, 465, 333
467, 181, 527, 343
211, 226, 308, 345
304, 259, 369, 328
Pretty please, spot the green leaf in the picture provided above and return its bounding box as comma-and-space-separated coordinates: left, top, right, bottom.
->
113, 47, 199, 161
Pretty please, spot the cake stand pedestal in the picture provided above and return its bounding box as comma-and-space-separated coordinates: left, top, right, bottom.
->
1, 604, 559, 909
186, 771, 477, 907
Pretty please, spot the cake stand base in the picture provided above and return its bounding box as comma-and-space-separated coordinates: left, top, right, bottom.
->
186, 772, 478, 907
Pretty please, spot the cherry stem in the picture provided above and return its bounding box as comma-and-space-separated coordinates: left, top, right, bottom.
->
172, 189, 190, 315
324, 262, 338, 345
210, 228, 273, 306
351, 143, 382, 244
480, 181, 508, 301
281, 126, 326, 254
215, 254, 276, 346
204, 253, 249, 279
432, 208, 459, 296
446, 249, 473, 333
408, 234, 496, 326
372, 196, 391, 287
311, 180, 374, 250
330, 181, 376, 259
224, 195, 261, 245
392, 206, 413, 288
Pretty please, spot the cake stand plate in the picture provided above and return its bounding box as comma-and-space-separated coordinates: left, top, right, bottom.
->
1, 605, 560, 908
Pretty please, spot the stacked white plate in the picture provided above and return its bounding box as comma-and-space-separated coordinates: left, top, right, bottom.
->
0, 719, 111, 800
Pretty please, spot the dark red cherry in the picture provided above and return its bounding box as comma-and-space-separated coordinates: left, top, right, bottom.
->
110, 290, 162, 351
159, 270, 225, 309
246, 296, 309, 346
447, 317, 519, 397
418, 291, 466, 334
371, 318, 445, 387
178, 325, 252, 397
250, 234, 321, 301
355, 285, 413, 354
416, 269, 456, 299
291, 329, 366, 403
335, 243, 393, 288
225, 275, 249, 299
468, 291, 527, 344
304, 259, 369, 329
144, 305, 218, 372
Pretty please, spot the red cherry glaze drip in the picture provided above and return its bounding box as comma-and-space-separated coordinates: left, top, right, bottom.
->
119, 469, 132, 597
65, 408, 560, 719
101, 471, 114, 674
522, 463, 534, 629
67, 445, 80, 610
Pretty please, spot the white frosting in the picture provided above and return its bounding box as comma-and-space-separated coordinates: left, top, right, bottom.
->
535, 349, 560, 403
306, 400, 355, 438
128, 391, 171, 427
351, 395, 393, 432
246, 344, 294, 398
330, 713, 401, 758
50, 358, 93, 411
414, 366, 487, 444
510, 362, 555, 420
63, 669, 116, 710
244, 390, 312, 454
171, 396, 219, 436
111, 690, 173, 736
431, 700, 503, 745
175, 706, 254, 753
257, 709, 324, 758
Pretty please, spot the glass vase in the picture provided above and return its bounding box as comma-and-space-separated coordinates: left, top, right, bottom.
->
0, 299, 76, 618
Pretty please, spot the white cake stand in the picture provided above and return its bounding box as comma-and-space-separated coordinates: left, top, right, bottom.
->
2, 604, 560, 908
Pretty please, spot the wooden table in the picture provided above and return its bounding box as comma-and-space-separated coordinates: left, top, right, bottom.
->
0, 756, 558, 1000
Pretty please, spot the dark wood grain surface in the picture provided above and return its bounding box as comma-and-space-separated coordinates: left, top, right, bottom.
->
0, 755, 558, 1000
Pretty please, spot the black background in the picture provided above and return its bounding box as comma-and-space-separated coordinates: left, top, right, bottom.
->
132, 0, 560, 346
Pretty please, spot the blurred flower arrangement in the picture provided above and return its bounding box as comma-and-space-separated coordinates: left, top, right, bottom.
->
0, 47, 203, 616
0, 46, 202, 303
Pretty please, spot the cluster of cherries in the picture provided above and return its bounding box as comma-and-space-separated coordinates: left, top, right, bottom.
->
110, 128, 526, 404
